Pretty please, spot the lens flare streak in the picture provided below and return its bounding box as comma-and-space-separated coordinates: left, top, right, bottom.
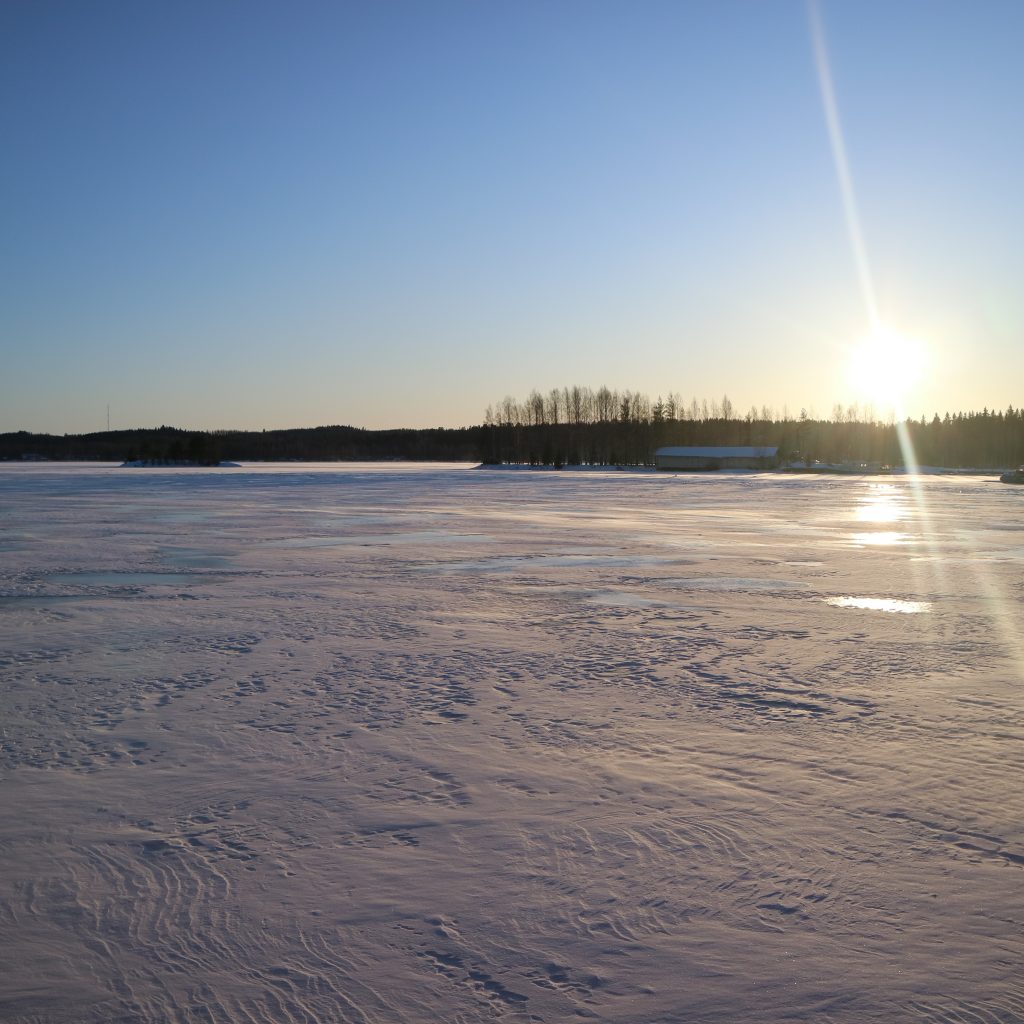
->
808, 0, 879, 333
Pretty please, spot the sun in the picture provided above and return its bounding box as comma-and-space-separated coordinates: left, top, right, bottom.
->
846, 325, 928, 413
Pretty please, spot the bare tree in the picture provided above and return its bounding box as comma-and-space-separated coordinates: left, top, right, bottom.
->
545, 388, 562, 425
568, 386, 584, 424
500, 396, 519, 427
619, 392, 632, 423
528, 390, 545, 426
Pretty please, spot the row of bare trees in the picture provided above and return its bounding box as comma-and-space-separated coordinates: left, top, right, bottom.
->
484, 388, 765, 428
481, 387, 1024, 468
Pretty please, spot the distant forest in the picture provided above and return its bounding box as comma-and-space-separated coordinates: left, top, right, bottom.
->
0, 425, 481, 465
2, 386, 1023, 469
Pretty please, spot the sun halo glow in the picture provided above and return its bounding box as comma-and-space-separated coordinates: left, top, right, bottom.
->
846, 325, 928, 414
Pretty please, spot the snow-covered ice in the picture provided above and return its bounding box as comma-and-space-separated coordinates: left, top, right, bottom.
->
1, 463, 1022, 1023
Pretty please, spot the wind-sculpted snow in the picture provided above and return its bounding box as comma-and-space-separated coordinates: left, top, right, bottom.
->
1, 464, 1022, 1023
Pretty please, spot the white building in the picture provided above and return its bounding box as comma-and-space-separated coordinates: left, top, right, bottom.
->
654, 446, 778, 471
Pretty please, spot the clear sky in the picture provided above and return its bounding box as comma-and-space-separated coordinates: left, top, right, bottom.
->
2, 0, 1022, 433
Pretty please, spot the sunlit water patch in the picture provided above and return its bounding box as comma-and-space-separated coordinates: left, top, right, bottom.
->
854, 503, 905, 524
853, 486, 908, 524
825, 596, 932, 614
849, 531, 912, 547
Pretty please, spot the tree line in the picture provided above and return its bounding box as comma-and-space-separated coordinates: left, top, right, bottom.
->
0, 424, 482, 464
2, 391, 1022, 469
480, 386, 1024, 469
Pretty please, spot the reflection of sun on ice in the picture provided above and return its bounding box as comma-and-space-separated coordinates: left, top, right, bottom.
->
854, 487, 905, 523
847, 325, 928, 413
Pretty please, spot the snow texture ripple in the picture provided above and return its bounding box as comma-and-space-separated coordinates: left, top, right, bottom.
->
1, 463, 1022, 1023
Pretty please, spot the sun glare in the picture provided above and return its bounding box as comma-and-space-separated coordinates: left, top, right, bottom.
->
847, 325, 928, 414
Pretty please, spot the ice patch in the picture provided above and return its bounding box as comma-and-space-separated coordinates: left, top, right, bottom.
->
268, 531, 491, 548
50, 572, 197, 586
663, 577, 809, 592
587, 591, 664, 608
432, 553, 674, 574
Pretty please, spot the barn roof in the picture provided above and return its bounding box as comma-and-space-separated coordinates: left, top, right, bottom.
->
654, 446, 778, 458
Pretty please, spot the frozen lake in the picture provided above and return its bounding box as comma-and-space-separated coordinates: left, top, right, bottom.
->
1, 463, 1022, 1023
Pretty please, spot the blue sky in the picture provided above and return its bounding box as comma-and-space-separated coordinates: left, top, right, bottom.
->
2, 0, 1022, 432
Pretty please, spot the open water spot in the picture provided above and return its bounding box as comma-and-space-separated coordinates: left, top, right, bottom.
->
155, 511, 212, 524
50, 572, 196, 587
0, 594, 100, 607
160, 548, 236, 569
825, 596, 932, 614
662, 577, 809, 592
310, 513, 433, 528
